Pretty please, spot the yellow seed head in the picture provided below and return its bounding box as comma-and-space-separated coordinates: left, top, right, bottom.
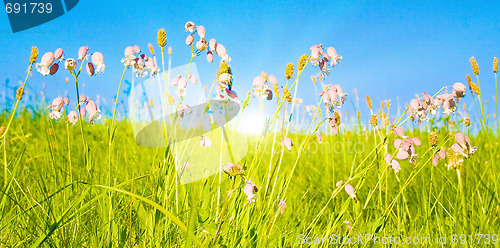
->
16, 86, 24, 101
380, 101, 385, 109
0, 126, 5, 136
334, 111, 341, 126
370, 114, 378, 127
297, 54, 309, 71
149, 98, 154, 107
386, 100, 391, 108
470, 57, 479, 75
148, 43, 155, 55
493, 57, 498, 73
48, 128, 54, 136
168, 47, 172, 55
429, 131, 438, 146
357, 111, 361, 121
157, 29, 167, 48
366, 95, 372, 110
30, 46, 38, 64
283, 88, 292, 104
470, 81, 481, 95
311, 76, 316, 85
285, 63, 294, 80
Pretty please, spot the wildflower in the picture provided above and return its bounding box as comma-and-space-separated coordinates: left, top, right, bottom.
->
47, 97, 64, 111
80, 107, 86, 118
252, 75, 272, 100
121, 46, 136, 67
446, 148, 464, 170
494, 57, 498, 73
343, 221, 353, 229
319, 84, 348, 111
65, 58, 77, 70
452, 82, 466, 101
80, 94, 87, 102
63, 97, 69, 105
196, 38, 208, 51
384, 154, 401, 173
408, 98, 429, 122
344, 184, 356, 201
187, 74, 197, 84
144, 56, 159, 76
67, 111, 78, 126
133, 57, 147, 77
370, 114, 378, 127
450, 132, 477, 158
281, 137, 293, 150
328, 111, 341, 135
297, 54, 309, 71
157, 29, 167, 49
86, 99, 102, 123
16, 86, 24, 101
177, 105, 191, 118
78, 46, 88, 61
86, 63, 95, 76
36, 52, 55, 76
91, 52, 105, 73
226, 88, 238, 100
215, 44, 230, 62
221, 163, 245, 177
218, 73, 232, 89
335, 181, 343, 187
285, 63, 294, 80
200, 136, 212, 147
197, 25, 206, 38
432, 147, 446, 166
317, 133, 322, 143
49, 111, 62, 120
29, 46, 38, 64
185, 21, 195, 32
470, 57, 479, 75
393, 127, 421, 163
278, 199, 286, 214
206, 51, 213, 62
436, 93, 456, 115
54, 48, 64, 60
243, 179, 258, 203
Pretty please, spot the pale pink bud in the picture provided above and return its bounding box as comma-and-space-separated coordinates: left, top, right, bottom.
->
393, 126, 405, 138
63, 97, 69, 105
344, 184, 356, 199
209, 39, 217, 51
86, 99, 98, 115
51, 97, 64, 111
80, 107, 86, 117
178, 77, 188, 89
226, 88, 238, 99
186, 34, 194, 45
78, 46, 89, 61
215, 44, 227, 58
91, 52, 104, 66
327, 47, 337, 59
336, 181, 343, 187
54, 48, 64, 60
188, 74, 197, 84
80, 94, 87, 102
124, 46, 134, 57
171, 75, 182, 86
197, 25, 206, 38
452, 82, 466, 99
281, 137, 293, 150
310, 45, 322, 59
206, 51, 213, 62
41, 52, 55, 67
132, 45, 141, 54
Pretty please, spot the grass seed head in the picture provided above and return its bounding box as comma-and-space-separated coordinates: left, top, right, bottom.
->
157, 29, 167, 49
494, 57, 498, 73
148, 43, 155, 55
470, 57, 479, 75
285, 63, 294, 80
283, 88, 292, 104
366, 95, 372, 110
429, 131, 438, 146
29, 46, 38, 64
16, 86, 24, 101
370, 114, 378, 127
298, 54, 309, 71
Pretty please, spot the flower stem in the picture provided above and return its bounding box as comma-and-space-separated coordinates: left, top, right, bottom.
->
476, 75, 488, 132
495, 72, 499, 136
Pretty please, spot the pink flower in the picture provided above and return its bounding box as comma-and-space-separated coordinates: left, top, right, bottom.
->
436, 93, 456, 115
80, 107, 86, 118
67, 111, 78, 126
186, 34, 194, 45
344, 184, 356, 200
63, 97, 69, 105
206, 51, 214, 62
196, 38, 208, 51
336, 181, 343, 187
281, 137, 293, 150
197, 25, 206, 38
185, 21, 195, 32
218, 73, 231, 88
243, 179, 258, 203
319, 84, 347, 111
54, 48, 64, 60
48, 97, 64, 111
49, 111, 62, 120
393, 127, 420, 163
86, 62, 95, 76
65, 58, 77, 70
200, 136, 212, 147
278, 199, 286, 214
78, 46, 88, 61
86, 99, 101, 123
209, 39, 217, 51
144, 57, 159, 76
252, 75, 272, 100
171, 75, 182, 86
177, 105, 191, 118
36, 52, 55, 76
432, 147, 446, 166
215, 44, 230, 62
80, 94, 87, 102
221, 163, 245, 177
385, 154, 401, 173
408, 98, 428, 122
316, 134, 322, 143
450, 132, 477, 158
225, 88, 238, 100
327, 47, 338, 60
310, 44, 322, 59
91, 52, 105, 73
452, 82, 466, 100
132, 45, 141, 54
343, 221, 353, 229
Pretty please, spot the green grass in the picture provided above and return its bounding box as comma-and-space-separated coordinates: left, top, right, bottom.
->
1, 108, 499, 247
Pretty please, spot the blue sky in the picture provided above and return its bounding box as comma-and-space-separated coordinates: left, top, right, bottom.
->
0, 0, 499, 122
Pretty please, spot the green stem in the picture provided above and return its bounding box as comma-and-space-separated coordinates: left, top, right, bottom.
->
476, 75, 487, 132
495, 73, 498, 136
111, 67, 127, 125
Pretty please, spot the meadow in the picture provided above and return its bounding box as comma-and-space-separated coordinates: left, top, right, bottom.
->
1, 22, 499, 247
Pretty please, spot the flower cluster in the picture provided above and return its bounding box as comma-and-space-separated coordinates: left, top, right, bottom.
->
309, 45, 342, 75
36, 47, 105, 77
122, 45, 159, 77
390, 127, 422, 166
251, 75, 273, 101
327, 111, 341, 135
171, 74, 197, 97
319, 84, 347, 112
243, 179, 258, 203
184, 21, 230, 63
408, 84, 466, 122
47, 95, 101, 124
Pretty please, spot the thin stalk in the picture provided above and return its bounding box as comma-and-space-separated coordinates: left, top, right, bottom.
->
476, 75, 487, 132
495, 72, 498, 136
